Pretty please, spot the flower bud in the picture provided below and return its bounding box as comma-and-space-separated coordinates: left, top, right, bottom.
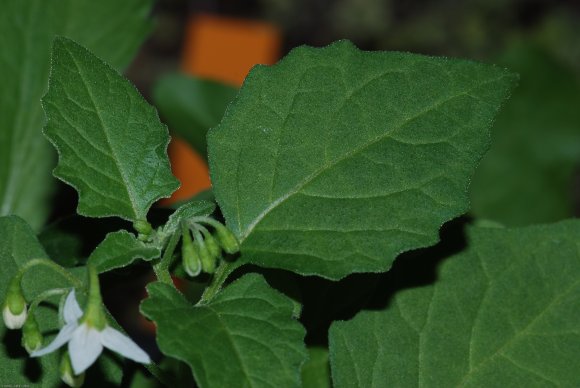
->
2, 276, 27, 329
182, 230, 201, 277
22, 315, 43, 353
60, 351, 85, 387
197, 240, 216, 274
215, 224, 240, 255
203, 232, 221, 259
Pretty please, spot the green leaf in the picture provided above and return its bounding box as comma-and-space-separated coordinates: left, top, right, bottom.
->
329, 221, 580, 387
471, 44, 580, 226
0, 216, 121, 386
0, 0, 153, 230
302, 347, 331, 388
88, 230, 161, 273
153, 74, 238, 158
43, 37, 179, 221
208, 40, 517, 279
141, 274, 307, 388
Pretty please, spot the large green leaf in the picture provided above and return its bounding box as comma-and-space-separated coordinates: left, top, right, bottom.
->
329, 221, 580, 387
153, 73, 238, 158
208, 40, 516, 279
43, 37, 179, 221
0, 216, 121, 386
0, 0, 153, 230
141, 274, 307, 388
471, 44, 580, 226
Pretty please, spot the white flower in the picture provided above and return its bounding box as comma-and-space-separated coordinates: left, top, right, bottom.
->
31, 290, 150, 375
2, 304, 27, 329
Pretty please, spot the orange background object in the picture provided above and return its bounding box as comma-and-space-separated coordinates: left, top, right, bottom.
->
163, 13, 281, 204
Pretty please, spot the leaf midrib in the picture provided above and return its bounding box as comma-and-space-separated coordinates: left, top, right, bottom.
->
238, 74, 505, 242
69, 48, 141, 220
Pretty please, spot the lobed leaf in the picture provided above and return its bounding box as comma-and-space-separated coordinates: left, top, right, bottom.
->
0, 0, 153, 230
208, 40, 517, 279
43, 37, 179, 221
329, 221, 580, 387
141, 274, 307, 388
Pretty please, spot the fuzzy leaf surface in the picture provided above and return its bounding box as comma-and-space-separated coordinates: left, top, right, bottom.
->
329, 221, 580, 387
208, 40, 516, 279
43, 37, 179, 221
0, 216, 121, 386
153, 74, 237, 158
0, 0, 153, 230
141, 274, 307, 388
88, 230, 160, 273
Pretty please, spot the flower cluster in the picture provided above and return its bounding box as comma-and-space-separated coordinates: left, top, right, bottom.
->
181, 217, 240, 277
2, 264, 150, 387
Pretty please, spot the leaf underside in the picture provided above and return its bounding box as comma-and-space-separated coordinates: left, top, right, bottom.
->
329, 220, 580, 387
43, 37, 179, 221
141, 274, 307, 388
208, 40, 517, 279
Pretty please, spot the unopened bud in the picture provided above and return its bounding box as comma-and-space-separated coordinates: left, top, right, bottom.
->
22, 315, 43, 353
60, 351, 85, 387
203, 232, 221, 259
197, 240, 216, 274
215, 224, 239, 255
3, 276, 27, 329
182, 229, 201, 277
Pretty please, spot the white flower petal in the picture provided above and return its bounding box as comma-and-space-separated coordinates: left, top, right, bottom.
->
63, 289, 83, 324
31, 322, 77, 357
100, 326, 150, 364
68, 323, 103, 375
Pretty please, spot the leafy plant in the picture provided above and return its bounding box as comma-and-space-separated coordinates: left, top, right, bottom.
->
2, 3, 579, 387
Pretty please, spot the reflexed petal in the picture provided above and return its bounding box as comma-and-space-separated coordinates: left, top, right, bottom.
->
68, 323, 103, 375
100, 326, 150, 364
31, 322, 77, 357
63, 289, 83, 324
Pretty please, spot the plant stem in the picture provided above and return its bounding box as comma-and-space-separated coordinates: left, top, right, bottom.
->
153, 231, 180, 286
199, 260, 241, 304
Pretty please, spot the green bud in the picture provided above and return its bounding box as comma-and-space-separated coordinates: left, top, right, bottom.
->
197, 240, 216, 274
60, 351, 85, 387
203, 232, 221, 259
22, 315, 43, 353
182, 229, 201, 277
2, 276, 27, 329
215, 224, 240, 255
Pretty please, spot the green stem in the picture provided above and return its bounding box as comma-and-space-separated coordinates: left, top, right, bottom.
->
199, 261, 241, 304
18, 258, 83, 289
153, 231, 181, 286
189, 216, 222, 229
28, 288, 69, 315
